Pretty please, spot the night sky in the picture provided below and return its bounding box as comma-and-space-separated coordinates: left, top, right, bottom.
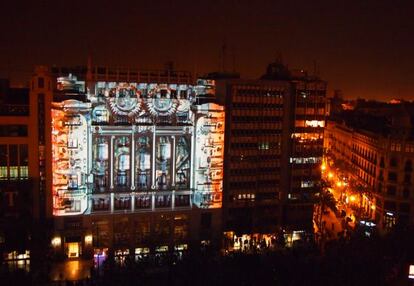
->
1, 0, 413, 100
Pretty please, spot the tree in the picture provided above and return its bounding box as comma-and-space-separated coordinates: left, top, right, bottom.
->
315, 180, 337, 230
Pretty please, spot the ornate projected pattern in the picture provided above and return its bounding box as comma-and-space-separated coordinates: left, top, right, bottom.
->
52, 80, 224, 216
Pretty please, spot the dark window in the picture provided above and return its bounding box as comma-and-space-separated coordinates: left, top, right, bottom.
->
8, 145, 18, 166
0, 145, 7, 165
377, 183, 382, 193
400, 203, 410, 213
403, 188, 410, 199
390, 157, 398, 168
386, 185, 396, 196
0, 125, 28, 137
38, 77, 44, 88
384, 201, 397, 211
388, 172, 398, 182
378, 170, 384, 181
404, 174, 411, 184
405, 160, 412, 172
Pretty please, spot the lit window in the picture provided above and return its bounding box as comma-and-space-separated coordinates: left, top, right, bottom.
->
0, 166, 7, 180
9, 166, 18, 179
305, 120, 325, 128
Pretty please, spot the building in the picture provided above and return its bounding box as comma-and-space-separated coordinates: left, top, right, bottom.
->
0, 79, 33, 271
325, 102, 414, 231
214, 62, 327, 248
1, 61, 327, 265
29, 66, 226, 261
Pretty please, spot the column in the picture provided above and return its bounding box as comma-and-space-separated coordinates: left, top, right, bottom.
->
110, 192, 114, 213
130, 129, 135, 191
190, 126, 196, 190
88, 195, 93, 214
171, 136, 176, 187
151, 192, 155, 211
131, 193, 135, 212
87, 126, 93, 182
151, 127, 156, 189
110, 136, 114, 190
172, 190, 175, 210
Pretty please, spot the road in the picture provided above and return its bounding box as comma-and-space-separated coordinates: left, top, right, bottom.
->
49, 259, 93, 282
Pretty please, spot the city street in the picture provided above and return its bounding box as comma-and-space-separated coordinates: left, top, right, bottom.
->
49, 259, 92, 282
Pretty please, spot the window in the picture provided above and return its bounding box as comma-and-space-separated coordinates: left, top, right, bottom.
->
38, 77, 44, 88
379, 170, 384, 181
0, 125, 28, 137
388, 172, 397, 182
0, 145, 7, 180
384, 201, 397, 211
305, 120, 324, 128
389, 157, 398, 168
301, 181, 314, 188
403, 188, 410, 199
384, 213, 396, 229
380, 157, 385, 168
377, 183, 382, 193
400, 203, 410, 213
386, 185, 396, 196
404, 174, 411, 184
405, 160, 412, 172
405, 144, 414, 153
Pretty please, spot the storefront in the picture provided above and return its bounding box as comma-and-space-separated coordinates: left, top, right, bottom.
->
3, 250, 30, 272
64, 236, 82, 258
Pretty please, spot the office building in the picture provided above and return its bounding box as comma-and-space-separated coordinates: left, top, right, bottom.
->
214, 62, 327, 247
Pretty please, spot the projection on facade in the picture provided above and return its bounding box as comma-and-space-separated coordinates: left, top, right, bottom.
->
51, 78, 224, 216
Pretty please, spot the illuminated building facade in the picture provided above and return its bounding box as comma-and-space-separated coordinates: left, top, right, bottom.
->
214, 62, 327, 247
325, 103, 414, 232
35, 66, 225, 259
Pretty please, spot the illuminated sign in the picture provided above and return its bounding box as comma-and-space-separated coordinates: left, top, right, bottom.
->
409, 265, 414, 279
52, 81, 224, 216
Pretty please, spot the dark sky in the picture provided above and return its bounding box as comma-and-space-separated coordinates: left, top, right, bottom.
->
1, 0, 413, 100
